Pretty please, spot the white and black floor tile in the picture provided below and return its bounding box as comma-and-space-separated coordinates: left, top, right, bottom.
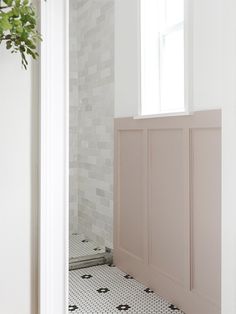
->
70, 234, 106, 259
69, 265, 184, 313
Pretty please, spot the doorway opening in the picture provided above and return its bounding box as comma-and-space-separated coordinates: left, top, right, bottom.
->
68, 0, 114, 271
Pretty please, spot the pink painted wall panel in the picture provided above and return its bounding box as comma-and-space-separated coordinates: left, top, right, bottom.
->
114, 110, 221, 314
118, 130, 146, 260
190, 128, 221, 305
149, 129, 187, 287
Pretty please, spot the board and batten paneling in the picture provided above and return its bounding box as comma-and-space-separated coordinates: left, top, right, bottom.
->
114, 110, 221, 314
190, 128, 221, 304
148, 129, 188, 287
119, 130, 146, 260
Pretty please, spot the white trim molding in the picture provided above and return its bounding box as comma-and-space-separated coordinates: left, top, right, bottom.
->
40, 0, 69, 313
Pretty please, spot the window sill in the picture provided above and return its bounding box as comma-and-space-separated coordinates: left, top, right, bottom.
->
134, 111, 192, 120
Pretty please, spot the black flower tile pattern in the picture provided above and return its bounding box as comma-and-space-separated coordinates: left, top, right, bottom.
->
116, 304, 131, 311
144, 288, 154, 294
81, 274, 93, 279
124, 274, 133, 279
93, 247, 102, 251
81, 239, 89, 243
69, 305, 78, 312
169, 304, 180, 311
97, 287, 110, 293
69, 265, 185, 313
69, 234, 106, 258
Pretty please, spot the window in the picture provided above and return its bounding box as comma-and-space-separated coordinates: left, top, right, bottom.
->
140, 0, 187, 116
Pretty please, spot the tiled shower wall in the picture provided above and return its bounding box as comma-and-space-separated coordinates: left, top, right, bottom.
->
69, 0, 114, 248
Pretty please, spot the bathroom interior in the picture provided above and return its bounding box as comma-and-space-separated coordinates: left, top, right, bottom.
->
69, 0, 221, 313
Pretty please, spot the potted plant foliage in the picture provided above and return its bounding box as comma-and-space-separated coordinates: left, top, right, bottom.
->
0, 0, 41, 69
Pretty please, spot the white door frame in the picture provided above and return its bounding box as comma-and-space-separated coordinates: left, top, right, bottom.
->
40, 0, 69, 313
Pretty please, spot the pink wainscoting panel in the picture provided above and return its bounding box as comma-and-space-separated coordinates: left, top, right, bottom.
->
114, 110, 221, 314
118, 130, 146, 260
190, 128, 221, 305
148, 129, 187, 287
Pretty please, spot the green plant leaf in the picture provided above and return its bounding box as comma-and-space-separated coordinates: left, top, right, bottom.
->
3, 0, 14, 6
0, 16, 12, 30
0, 0, 42, 70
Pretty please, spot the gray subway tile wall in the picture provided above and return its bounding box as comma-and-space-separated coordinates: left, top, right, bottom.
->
69, 0, 114, 249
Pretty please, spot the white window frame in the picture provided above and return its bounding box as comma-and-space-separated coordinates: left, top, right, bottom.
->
136, 0, 193, 119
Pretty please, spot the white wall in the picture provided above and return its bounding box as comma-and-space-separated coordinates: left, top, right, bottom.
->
0, 47, 38, 314
221, 0, 236, 312
115, 0, 222, 117
115, 0, 140, 117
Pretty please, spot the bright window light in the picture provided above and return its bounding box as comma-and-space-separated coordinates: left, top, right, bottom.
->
140, 0, 185, 116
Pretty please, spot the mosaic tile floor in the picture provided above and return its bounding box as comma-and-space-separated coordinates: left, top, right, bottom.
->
69, 265, 184, 313
70, 234, 106, 259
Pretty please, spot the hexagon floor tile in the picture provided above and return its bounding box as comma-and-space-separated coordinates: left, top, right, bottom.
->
70, 234, 106, 259
69, 265, 185, 313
